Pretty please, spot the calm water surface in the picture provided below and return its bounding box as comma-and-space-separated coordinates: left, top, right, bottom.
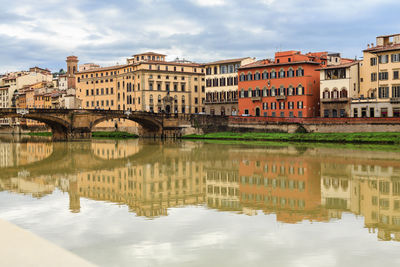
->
1, 135, 400, 266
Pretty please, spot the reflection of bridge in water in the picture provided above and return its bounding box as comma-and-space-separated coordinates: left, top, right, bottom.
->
2, 139, 400, 241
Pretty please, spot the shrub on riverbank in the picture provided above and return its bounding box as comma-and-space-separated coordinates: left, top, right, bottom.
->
182, 132, 400, 144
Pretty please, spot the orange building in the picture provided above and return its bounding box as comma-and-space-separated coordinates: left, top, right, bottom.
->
237, 51, 327, 117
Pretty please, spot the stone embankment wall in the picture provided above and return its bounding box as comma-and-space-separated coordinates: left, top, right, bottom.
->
189, 115, 400, 134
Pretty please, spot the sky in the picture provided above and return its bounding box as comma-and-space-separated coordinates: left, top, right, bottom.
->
0, 0, 400, 73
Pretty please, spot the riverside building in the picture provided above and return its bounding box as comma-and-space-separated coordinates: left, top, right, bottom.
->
353, 34, 400, 117
76, 52, 205, 114
204, 57, 255, 115
237, 51, 327, 117
318, 58, 361, 117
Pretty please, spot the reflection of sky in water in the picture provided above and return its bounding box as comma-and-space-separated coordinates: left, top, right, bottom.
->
1, 190, 400, 267
2, 139, 400, 266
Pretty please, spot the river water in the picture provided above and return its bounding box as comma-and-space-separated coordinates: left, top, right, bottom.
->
1, 135, 400, 267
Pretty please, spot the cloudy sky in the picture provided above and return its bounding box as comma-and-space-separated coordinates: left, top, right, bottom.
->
0, 0, 399, 73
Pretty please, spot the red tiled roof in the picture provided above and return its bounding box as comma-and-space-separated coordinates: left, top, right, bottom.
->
316, 61, 360, 70
76, 64, 130, 74
363, 43, 400, 53
239, 60, 321, 70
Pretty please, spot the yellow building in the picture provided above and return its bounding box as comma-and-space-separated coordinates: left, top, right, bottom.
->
355, 33, 400, 117
204, 57, 255, 115
76, 52, 206, 114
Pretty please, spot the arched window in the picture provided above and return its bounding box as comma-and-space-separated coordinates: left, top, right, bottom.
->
271, 86, 276, 96
332, 88, 339, 99
158, 95, 161, 103
248, 88, 253, 97
182, 95, 185, 103
255, 87, 260, 97
340, 88, 348, 98
297, 85, 303, 95
174, 95, 178, 104
262, 71, 268, 79
287, 68, 294, 77
247, 72, 253, 81
240, 73, 245, 81
263, 87, 268, 97
296, 67, 304, 77
279, 85, 285, 96
271, 70, 276, 79
323, 89, 330, 99
240, 89, 245, 98
279, 68, 285, 78
288, 86, 294, 96
255, 72, 260, 80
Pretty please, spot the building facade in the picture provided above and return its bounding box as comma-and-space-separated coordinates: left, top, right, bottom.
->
76, 52, 206, 114
238, 51, 327, 117
354, 34, 400, 117
319, 60, 360, 117
204, 57, 255, 116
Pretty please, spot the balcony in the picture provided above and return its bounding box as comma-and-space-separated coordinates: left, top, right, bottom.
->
251, 96, 262, 102
390, 97, 400, 103
275, 95, 286, 100
321, 97, 349, 103
205, 98, 238, 104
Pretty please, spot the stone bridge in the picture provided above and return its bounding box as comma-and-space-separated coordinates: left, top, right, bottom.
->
0, 108, 199, 140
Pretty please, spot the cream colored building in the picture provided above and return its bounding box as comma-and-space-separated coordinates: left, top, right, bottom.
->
354, 34, 400, 117
204, 57, 255, 115
0, 69, 52, 125
319, 60, 361, 117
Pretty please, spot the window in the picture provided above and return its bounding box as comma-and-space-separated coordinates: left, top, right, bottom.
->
247, 73, 252, 81
392, 53, 400, 62
325, 68, 346, 80
379, 72, 389, 80
394, 71, 399, 80
279, 69, 285, 78
297, 86, 303, 95
371, 73, 377, 81
378, 86, 389, 98
262, 72, 268, 79
263, 102, 268, 110
296, 68, 304, 76
297, 101, 303, 109
379, 55, 389, 64
270, 70, 276, 79
393, 85, 400, 98
370, 57, 377, 66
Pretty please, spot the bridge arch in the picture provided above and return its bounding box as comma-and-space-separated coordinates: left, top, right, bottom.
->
0, 113, 71, 140
90, 113, 163, 134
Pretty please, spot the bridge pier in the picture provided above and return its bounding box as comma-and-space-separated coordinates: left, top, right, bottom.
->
51, 126, 91, 141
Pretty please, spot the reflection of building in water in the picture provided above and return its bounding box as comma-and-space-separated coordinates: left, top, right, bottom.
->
352, 162, 400, 241
237, 152, 327, 223
18, 142, 53, 166
320, 163, 353, 219
0, 176, 55, 198
0, 142, 15, 167
91, 140, 140, 160
0, 142, 53, 167
206, 159, 240, 212
321, 158, 400, 241
73, 145, 206, 217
